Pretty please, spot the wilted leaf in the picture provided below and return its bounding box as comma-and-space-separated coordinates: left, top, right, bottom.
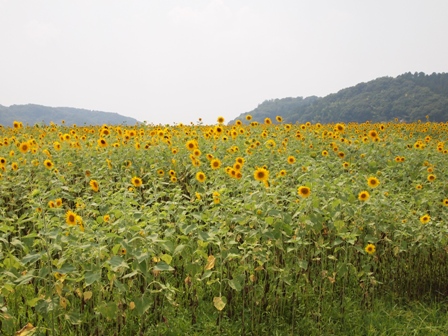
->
204, 255, 215, 270
83, 291, 93, 301
15, 323, 36, 336
213, 296, 226, 311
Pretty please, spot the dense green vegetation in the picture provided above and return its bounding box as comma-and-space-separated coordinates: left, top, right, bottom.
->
0, 104, 139, 126
230, 72, 448, 124
1, 120, 448, 335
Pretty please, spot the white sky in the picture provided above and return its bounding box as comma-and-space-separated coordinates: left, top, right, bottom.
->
1, 0, 447, 125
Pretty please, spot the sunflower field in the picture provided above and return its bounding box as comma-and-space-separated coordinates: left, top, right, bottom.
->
1, 118, 448, 335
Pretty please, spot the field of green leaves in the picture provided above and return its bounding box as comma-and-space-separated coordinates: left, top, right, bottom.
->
1, 117, 447, 335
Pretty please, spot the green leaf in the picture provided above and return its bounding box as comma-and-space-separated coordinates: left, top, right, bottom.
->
97, 302, 118, 319
108, 256, 129, 271
58, 263, 77, 274
84, 270, 101, 286
14, 272, 34, 285
153, 262, 174, 272
134, 294, 152, 315
228, 273, 245, 291
22, 252, 44, 265
298, 260, 308, 270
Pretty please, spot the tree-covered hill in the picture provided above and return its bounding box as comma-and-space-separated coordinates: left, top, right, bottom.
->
229, 72, 448, 124
0, 104, 139, 126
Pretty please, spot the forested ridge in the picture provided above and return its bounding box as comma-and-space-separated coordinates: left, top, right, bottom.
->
230, 72, 448, 124
0, 104, 139, 126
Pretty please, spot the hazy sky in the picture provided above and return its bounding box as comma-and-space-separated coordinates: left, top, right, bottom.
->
1, 0, 447, 125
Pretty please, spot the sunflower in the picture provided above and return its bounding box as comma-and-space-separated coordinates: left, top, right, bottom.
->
442, 199, 448, 207
210, 158, 221, 170
358, 191, 370, 201
276, 116, 283, 123
264, 118, 272, 125
342, 162, 350, 169
66, 210, 77, 225
53, 142, 61, 151
427, 174, 436, 182
97, 138, 107, 148
297, 186, 311, 198
48, 200, 56, 208
19, 142, 29, 153
103, 214, 110, 222
322, 150, 328, 156
157, 169, 164, 176
416, 184, 423, 190
0, 157, 6, 166
367, 177, 380, 188
420, 214, 430, 224
170, 176, 177, 183
236, 157, 245, 165
365, 243, 376, 255
169, 169, 176, 176
44, 159, 54, 169
217, 116, 225, 124
278, 169, 287, 177
368, 130, 378, 139
245, 115, 252, 121
55, 198, 63, 207
196, 171, 206, 183
287, 156, 296, 164
337, 152, 345, 159
254, 167, 269, 182
185, 140, 196, 151
90, 180, 99, 192
11, 162, 18, 170
131, 177, 143, 187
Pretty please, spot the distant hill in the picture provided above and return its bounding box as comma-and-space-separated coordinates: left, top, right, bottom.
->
229, 72, 448, 124
0, 104, 139, 126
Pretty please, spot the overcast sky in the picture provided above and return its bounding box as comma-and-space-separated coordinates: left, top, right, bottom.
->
1, 0, 447, 125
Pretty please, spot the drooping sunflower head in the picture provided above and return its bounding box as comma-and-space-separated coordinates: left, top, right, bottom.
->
367, 177, 380, 188
358, 191, 370, 201
90, 180, 99, 192
254, 167, 269, 182
297, 186, 311, 198
131, 177, 143, 187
